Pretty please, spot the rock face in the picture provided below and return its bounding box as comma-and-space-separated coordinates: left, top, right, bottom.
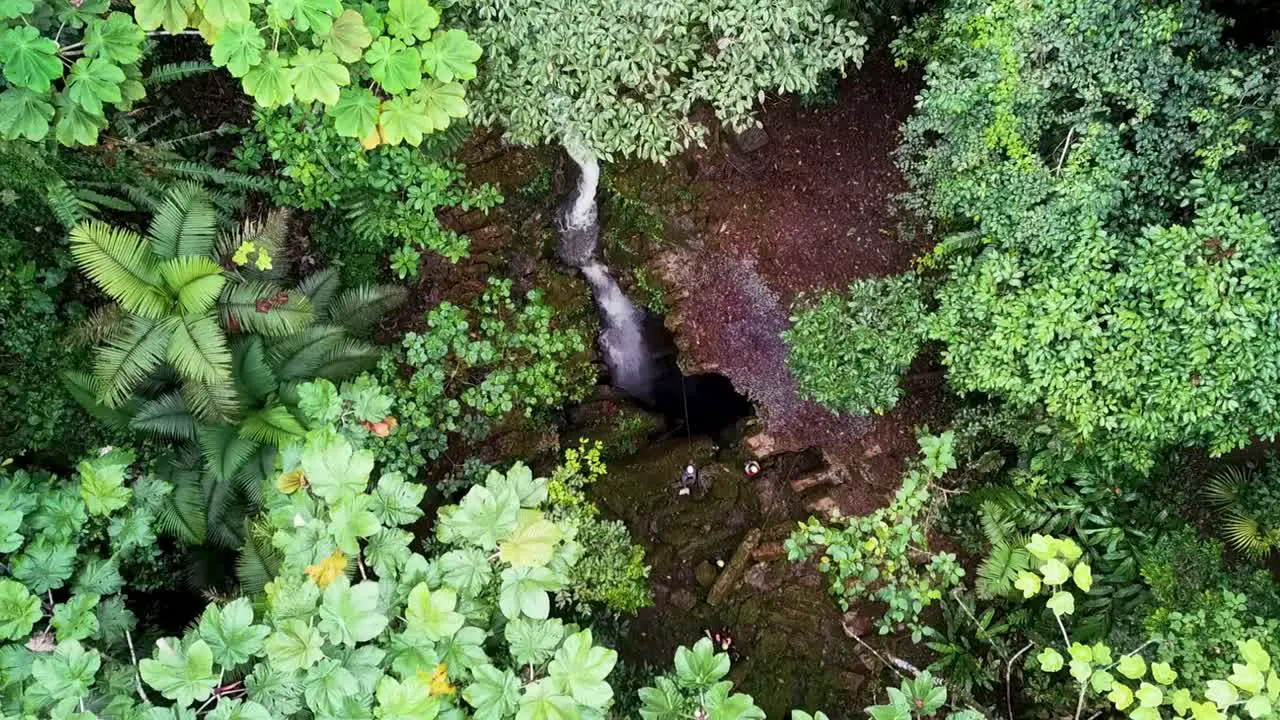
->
708, 528, 762, 607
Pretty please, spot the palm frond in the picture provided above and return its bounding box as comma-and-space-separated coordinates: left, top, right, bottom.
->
313, 338, 382, 381
298, 268, 342, 317
158, 256, 227, 315
232, 337, 279, 404
62, 370, 137, 431
215, 210, 291, 281
1221, 513, 1276, 559
203, 472, 247, 549
197, 424, 261, 484
70, 305, 127, 347
166, 313, 233, 387
163, 161, 270, 193
220, 282, 315, 337
69, 221, 168, 318
130, 392, 198, 440
237, 404, 306, 447
1205, 466, 1253, 509
145, 60, 215, 86
978, 500, 1018, 545
182, 376, 242, 423
232, 445, 276, 508
94, 315, 175, 407
147, 182, 218, 259
74, 188, 136, 213
236, 518, 280, 595
326, 284, 406, 334
267, 325, 345, 380
156, 460, 208, 545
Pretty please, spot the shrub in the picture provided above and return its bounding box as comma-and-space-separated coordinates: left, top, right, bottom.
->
784, 274, 927, 416
376, 277, 594, 473
898, 0, 1280, 468
463, 0, 867, 162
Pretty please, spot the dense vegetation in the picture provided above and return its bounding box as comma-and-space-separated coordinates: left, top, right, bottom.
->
3, 0, 1279, 718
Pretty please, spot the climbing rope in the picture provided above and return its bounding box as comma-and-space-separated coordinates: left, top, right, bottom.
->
680, 373, 694, 453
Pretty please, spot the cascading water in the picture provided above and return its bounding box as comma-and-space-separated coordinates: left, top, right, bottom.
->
556, 142, 752, 436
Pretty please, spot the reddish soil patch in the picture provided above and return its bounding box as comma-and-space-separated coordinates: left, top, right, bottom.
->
655, 50, 944, 470
692, 50, 928, 304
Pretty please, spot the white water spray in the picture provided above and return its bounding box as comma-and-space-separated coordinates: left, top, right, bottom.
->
563, 133, 599, 233
580, 261, 655, 403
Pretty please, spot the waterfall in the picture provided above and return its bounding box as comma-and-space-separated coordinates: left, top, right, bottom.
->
580, 261, 657, 404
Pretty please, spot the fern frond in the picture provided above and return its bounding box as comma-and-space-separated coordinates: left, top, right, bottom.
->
232, 337, 279, 404
46, 181, 92, 228
978, 501, 1018, 545
69, 222, 168, 318
232, 445, 276, 508
197, 424, 261, 483
976, 540, 1030, 599
215, 210, 291, 280
130, 392, 198, 439
156, 463, 207, 545
163, 161, 270, 192
62, 370, 137, 431
94, 315, 174, 407
147, 182, 218, 259
298, 268, 343, 317
313, 338, 381, 381
236, 518, 280, 594
145, 60, 215, 86
74, 188, 136, 213
220, 282, 315, 337
326, 284, 406, 334
166, 313, 233, 387
237, 404, 306, 447
70, 304, 127, 347
268, 325, 345, 380
120, 179, 166, 212
203, 473, 247, 549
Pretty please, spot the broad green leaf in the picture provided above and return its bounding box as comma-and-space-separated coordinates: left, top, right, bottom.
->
376, 674, 440, 720
673, 638, 731, 685
319, 577, 388, 646
1240, 639, 1272, 673
365, 36, 422, 94
1135, 682, 1163, 708
322, 9, 372, 62
366, 528, 413, 577
504, 617, 564, 667
198, 0, 250, 26
1245, 696, 1273, 719
242, 51, 293, 107
13, 536, 77, 592
498, 566, 557, 620
208, 699, 273, 720
1068, 659, 1092, 683
548, 629, 615, 708
0, 27, 63, 92
1037, 647, 1064, 673
439, 547, 492, 598
386, 0, 438, 41
1108, 682, 1134, 711
404, 584, 464, 640
1056, 538, 1083, 563
1068, 643, 1093, 664
330, 493, 382, 554
418, 29, 479, 83
304, 658, 358, 716
1039, 558, 1070, 585
1090, 670, 1115, 693
492, 464, 547, 508
269, 0, 341, 32
264, 619, 326, 672
211, 21, 264, 77
67, 57, 125, 114
52, 593, 101, 642
0, 87, 54, 140
85, 12, 145, 64
442, 481, 519, 549
1072, 562, 1092, 592
1231, 663, 1266, 694
1129, 709, 1160, 720
198, 597, 269, 667
1046, 590, 1075, 616
378, 95, 431, 146
0, 508, 21, 553
139, 638, 218, 707
304, 431, 374, 502
31, 640, 101, 701
1151, 662, 1177, 686
297, 379, 341, 425
518, 679, 578, 720
1117, 655, 1147, 680
414, 80, 466, 131
1026, 534, 1056, 561
79, 455, 132, 515
439, 625, 488, 675
1170, 688, 1195, 715
498, 509, 561, 568
371, 471, 426, 526
463, 665, 520, 720
0, 579, 42, 640
0, 0, 34, 19
132, 0, 194, 32
1206, 680, 1239, 709
245, 664, 305, 716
